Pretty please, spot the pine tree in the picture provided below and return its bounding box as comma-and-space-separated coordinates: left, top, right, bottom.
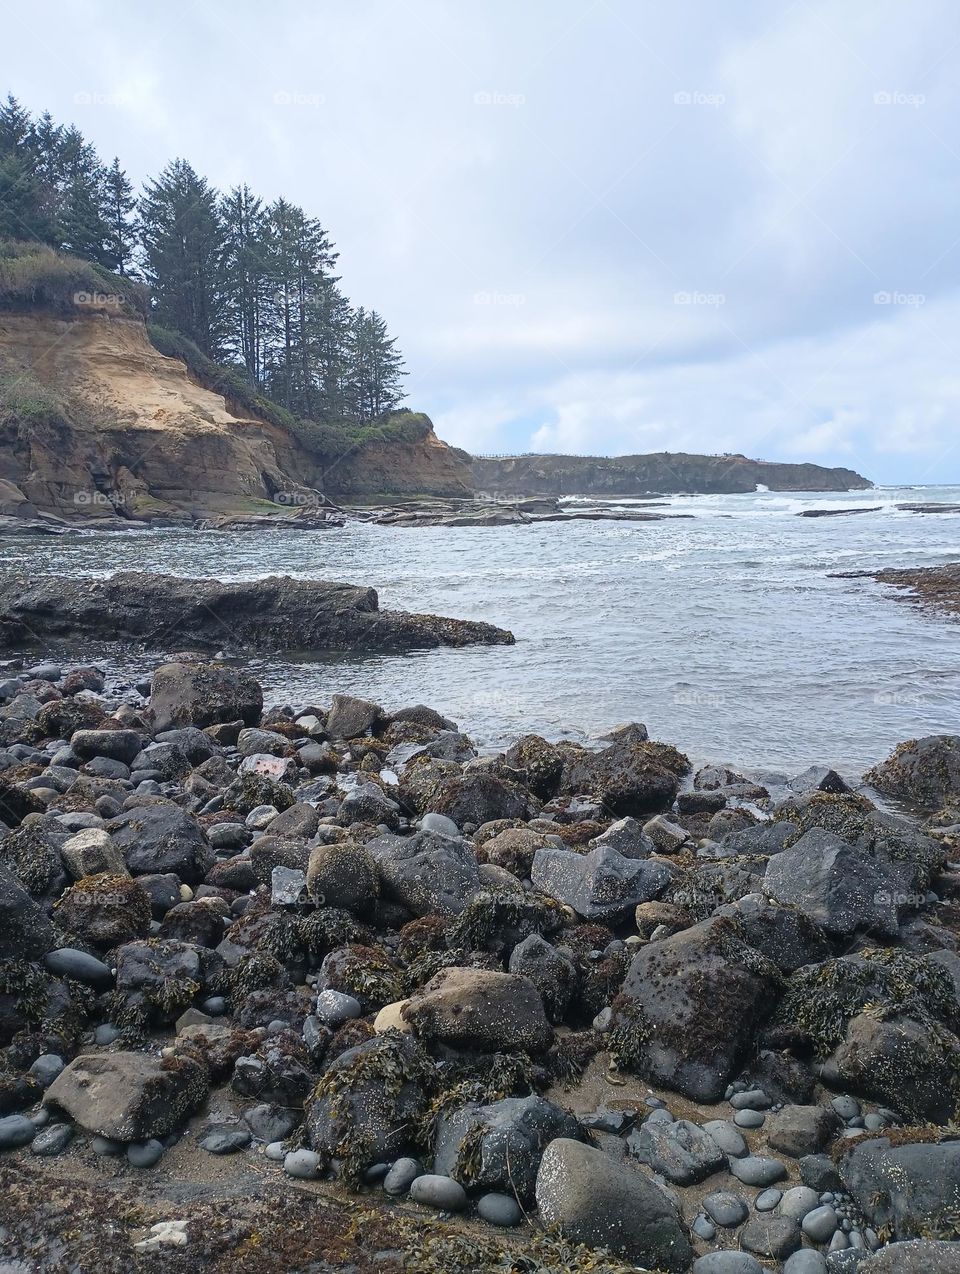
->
139, 159, 226, 354
103, 158, 136, 276
0, 96, 53, 242
220, 184, 267, 380
346, 307, 406, 421
56, 126, 111, 264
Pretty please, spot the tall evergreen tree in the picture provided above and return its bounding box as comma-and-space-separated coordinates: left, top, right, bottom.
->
139, 158, 225, 354
103, 158, 136, 275
56, 126, 111, 264
0, 95, 53, 242
346, 307, 406, 421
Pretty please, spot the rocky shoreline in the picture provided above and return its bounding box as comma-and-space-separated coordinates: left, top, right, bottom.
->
836, 563, 960, 620
0, 654, 958, 1272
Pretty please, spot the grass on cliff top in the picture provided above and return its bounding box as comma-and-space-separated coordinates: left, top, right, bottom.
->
0, 239, 148, 319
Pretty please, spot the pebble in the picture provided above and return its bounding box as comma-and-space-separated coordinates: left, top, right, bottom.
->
755, 1188, 782, 1211
779, 1186, 821, 1220
92, 1135, 124, 1156
31, 1123, 73, 1156
128, 1139, 164, 1168
644, 1107, 675, 1125
730, 1089, 771, 1110
94, 1023, 121, 1045
419, 812, 460, 837
201, 996, 227, 1016
831, 1096, 860, 1121
0, 1115, 36, 1149
44, 948, 114, 989
28, 1054, 65, 1087
245, 804, 278, 829
408, 1174, 467, 1212
829, 1230, 849, 1251
730, 1155, 788, 1186
784, 1253, 828, 1274
802, 1205, 839, 1242
284, 1149, 321, 1178
693, 1254, 764, 1273
199, 1125, 251, 1154
692, 1215, 717, 1240
702, 1119, 748, 1158
383, 1157, 421, 1195
476, 1193, 522, 1227
315, 990, 363, 1027
703, 1190, 749, 1227
734, 1109, 765, 1129
264, 1142, 286, 1161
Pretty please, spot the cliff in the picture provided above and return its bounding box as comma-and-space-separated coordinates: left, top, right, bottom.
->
0, 306, 470, 525
470, 451, 872, 496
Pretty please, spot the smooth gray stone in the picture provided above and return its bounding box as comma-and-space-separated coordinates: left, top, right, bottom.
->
756, 1188, 782, 1211
93, 1024, 121, 1045
703, 1190, 749, 1227
730, 1089, 771, 1110
0, 1115, 35, 1149
31, 1122, 73, 1156
693, 1254, 764, 1273
692, 1215, 717, 1240
243, 1103, 299, 1144
91, 1135, 123, 1156
383, 1156, 421, 1196
779, 1186, 822, 1219
127, 1139, 164, 1168
408, 1174, 468, 1211
831, 1096, 860, 1120
803, 1205, 840, 1242
729, 1155, 788, 1186
419, 812, 460, 838
29, 1054, 65, 1087
703, 1119, 748, 1157
315, 989, 362, 1027
199, 1125, 251, 1154
784, 1252, 828, 1274
44, 947, 114, 989
284, 1149, 321, 1178
477, 1192, 522, 1227
264, 1141, 286, 1161
735, 1109, 765, 1129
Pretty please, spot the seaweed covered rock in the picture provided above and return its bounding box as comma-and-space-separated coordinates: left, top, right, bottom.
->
150, 661, 263, 732
108, 802, 214, 884
858, 1240, 960, 1271
610, 916, 781, 1101
535, 1136, 693, 1272
403, 967, 553, 1053
305, 1032, 435, 1176
223, 773, 296, 816
427, 771, 540, 828
317, 944, 402, 1012
831, 1012, 960, 1123
502, 735, 564, 801
531, 843, 671, 921
866, 734, 960, 811
508, 934, 577, 1023
0, 865, 57, 960
232, 1030, 315, 1106
306, 841, 378, 913
720, 895, 832, 973
558, 738, 687, 817
446, 890, 564, 956
0, 818, 69, 902
54, 873, 151, 948
113, 938, 207, 1026
44, 1049, 209, 1140
840, 1137, 960, 1241
325, 694, 384, 740
433, 1094, 582, 1203
365, 828, 483, 917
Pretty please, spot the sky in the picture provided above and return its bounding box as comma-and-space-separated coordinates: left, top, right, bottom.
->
7, 0, 960, 484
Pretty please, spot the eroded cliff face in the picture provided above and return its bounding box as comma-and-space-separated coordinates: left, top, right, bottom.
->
0, 310, 470, 522
470, 451, 872, 495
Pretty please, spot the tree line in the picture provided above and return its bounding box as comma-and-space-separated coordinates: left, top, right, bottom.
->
0, 95, 405, 425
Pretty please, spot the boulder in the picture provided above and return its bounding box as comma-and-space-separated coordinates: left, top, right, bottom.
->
502, 735, 564, 800
611, 916, 780, 1101
859, 1241, 960, 1272
589, 816, 655, 858
841, 1138, 960, 1240
535, 1137, 693, 1272
365, 828, 483, 917
530, 843, 671, 920
54, 873, 151, 948
627, 1117, 727, 1184
70, 729, 143, 765
60, 827, 126, 880
559, 739, 685, 816
325, 695, 383, 739
108, 803, 214, 884
44, 1051, 208, 1140
830, 1012, 960, 1123
766, 1105, 841, 1158
507, 934, 577, 1022
866, 735, 960, 810
402, 967, 553, 1052
0, 865, 57, 960
150, 662, 263, 732
306, 842, 378, 913
764, 828, 904, 936
433, 1094, 581, 1203
427, 771, 540, 827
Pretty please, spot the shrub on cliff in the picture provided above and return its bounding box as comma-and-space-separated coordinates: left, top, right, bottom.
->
0, 239, 148, 318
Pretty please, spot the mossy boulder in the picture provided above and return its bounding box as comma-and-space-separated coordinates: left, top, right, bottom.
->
866, 734, 960, 811
54, 873, 151, 949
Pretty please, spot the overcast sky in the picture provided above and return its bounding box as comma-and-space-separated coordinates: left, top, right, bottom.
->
9, 0, 960, 482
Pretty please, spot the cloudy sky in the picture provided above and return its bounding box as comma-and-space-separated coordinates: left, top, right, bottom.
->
9, 0, 960, 482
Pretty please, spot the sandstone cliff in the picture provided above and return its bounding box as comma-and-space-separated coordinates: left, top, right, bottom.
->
0, 307, 470, 524
470, 451, 872, 495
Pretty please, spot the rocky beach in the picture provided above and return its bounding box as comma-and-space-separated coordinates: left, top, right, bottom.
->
0, 649, 958, 1273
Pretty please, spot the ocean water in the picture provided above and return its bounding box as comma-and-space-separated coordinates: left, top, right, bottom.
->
3, 484, 959, 775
